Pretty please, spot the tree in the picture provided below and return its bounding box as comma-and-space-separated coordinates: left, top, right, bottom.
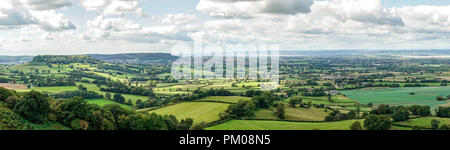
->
347, 110, 358, 119
364, 115, 391, 130
439, 124, 450, 130
436, 106, 450, 118
274, 103, 285, 119
390, 106, 409, 121
350, 121, 363, 130
179, 118, 194, 130
57, 97, 94, 128
289, 97, 301, 108
190, 122, 207, 130
408, 105, 430, 116
113, 93, 125, 104
77, 84, 87, 91
221, 100, 256, 119
14, 91, 50, 123
105, 93, 111, 100
327, 95, 333, 103
0, 87, 15, 101
437, 96, 446, 101
431, 119, 440, 130
252, 92, 276, 108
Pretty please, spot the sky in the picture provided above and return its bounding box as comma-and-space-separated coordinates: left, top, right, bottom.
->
0, 0, 450, 55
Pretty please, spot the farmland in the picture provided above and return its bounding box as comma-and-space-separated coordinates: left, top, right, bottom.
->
341, 86, 450, 109
86, 99, 133, 110
148, 102, 230, 123
1, 51, 450, 131
206, 120, 364, 130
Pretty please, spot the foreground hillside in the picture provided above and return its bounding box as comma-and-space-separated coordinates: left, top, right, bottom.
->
0, 54, 450, 130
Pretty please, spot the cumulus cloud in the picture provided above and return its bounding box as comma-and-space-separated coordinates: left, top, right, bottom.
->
25, 0, 72, 10
82, 16, 192, 43
191, 0, 450, 50
162, 13, 197, 25
88, 16, 141, 32
196, 0, 314, 18
0, 0, 75, 32
80, 0, 147, 17
311, 0, 404, 26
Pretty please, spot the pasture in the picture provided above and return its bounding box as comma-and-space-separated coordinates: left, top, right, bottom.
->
86, 99, 133, 110
206, 119, 364, 130
196, 96, 251, 103
395, 117, 450, 128
148, 102, 230, 123
340, 86, 450, 108
30, 86, 77, 93
252, 107, 328, 121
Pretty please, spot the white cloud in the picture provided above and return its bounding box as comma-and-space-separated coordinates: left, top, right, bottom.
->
0, 0, 75, 31
162, 13, 197, 25
311, 0, 404, 26
196, 0, 314, 18
24, 0, 72, 10
30, 10, 76, 31
80, 0, 147, 17
87, 16, 141, 32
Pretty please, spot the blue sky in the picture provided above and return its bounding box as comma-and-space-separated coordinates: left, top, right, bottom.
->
0, 0, 450, 55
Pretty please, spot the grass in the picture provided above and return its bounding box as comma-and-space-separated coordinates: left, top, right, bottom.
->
149, 102, 230, 123
86, 99, 133, 110
30, 86, 78, 93
252, 107, 328, 121
206, 119, 364, 130
340, 86, 450, 110
196, 96, 252, 103
30, 122, 71, 130
395, 117, 450, 128
77, 82, 148, 105
341, 86, 450, 105
284, 107, 328, 121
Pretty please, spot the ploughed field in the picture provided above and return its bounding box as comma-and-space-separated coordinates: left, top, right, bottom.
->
340, 86, 450, 109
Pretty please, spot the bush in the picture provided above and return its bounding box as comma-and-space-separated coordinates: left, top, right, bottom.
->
439, 124, 450, 130
390, 106, 409, 121
14, 91, 50, 123
431, 119, 440, 130
52, 90, 104, 99
274, 102, 286, 119
350, 121, 363, 130
436, 106, 450, 118
221, 100, 256, 119
364, 115, 391, 130
408, 105, 431, 116
0, 106, 31, 130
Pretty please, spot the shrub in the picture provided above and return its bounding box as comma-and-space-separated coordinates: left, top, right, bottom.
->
364, 115, 391, 130
350, 121, 363, 130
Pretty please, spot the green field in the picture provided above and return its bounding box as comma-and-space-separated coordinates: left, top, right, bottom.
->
252, 107, 328, 121
149, 102, 230, 123
206, 119, 364, 130
196, 96, 252, 103
86, 99, 133, 110
30, 86, 77, 93
395, 117, 450, 128
77, 82, 148, 105
340, 86, 450, 108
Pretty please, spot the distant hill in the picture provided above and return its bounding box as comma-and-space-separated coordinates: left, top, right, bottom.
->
280, 50, 450, 57
0, 56, 33, 65
88, 53, 179, 65
31, 55, 102, 64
